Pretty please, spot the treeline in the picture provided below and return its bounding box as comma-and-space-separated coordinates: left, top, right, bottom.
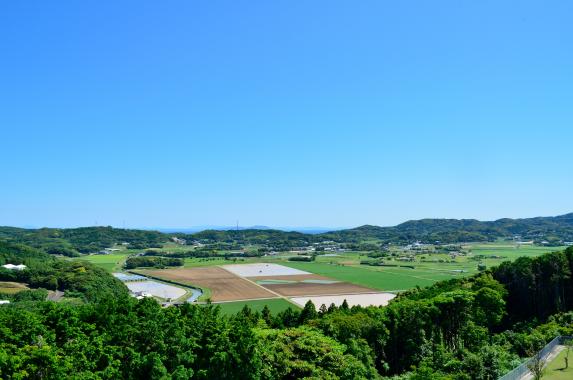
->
287, 255, 315, 262
143, 248, 263, 259
125, 256, 184, 269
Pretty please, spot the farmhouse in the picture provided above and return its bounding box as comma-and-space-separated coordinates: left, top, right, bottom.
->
2, 264, 27, 271
0, 300, 10, 305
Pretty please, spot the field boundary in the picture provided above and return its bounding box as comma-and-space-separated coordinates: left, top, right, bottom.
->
219, 265, 301, 308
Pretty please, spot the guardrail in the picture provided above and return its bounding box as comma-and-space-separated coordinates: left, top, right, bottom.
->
498, 335, 572, 380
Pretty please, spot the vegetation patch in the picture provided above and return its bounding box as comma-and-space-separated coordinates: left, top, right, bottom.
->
214, 298, 298, 315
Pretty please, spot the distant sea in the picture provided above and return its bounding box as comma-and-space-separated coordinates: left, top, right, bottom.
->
153, 226, 343, 234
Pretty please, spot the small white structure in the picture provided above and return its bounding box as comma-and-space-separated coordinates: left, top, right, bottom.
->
132, 291, 154, 300
222, 263, 311, 277
0, 300, 10, 305
2, 264, 27, 271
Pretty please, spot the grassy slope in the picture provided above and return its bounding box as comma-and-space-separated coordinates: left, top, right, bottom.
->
73, 252, 131, 272
544, 348, 573, 380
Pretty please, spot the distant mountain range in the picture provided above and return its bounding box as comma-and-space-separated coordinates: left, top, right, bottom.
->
1, 213, 572, 254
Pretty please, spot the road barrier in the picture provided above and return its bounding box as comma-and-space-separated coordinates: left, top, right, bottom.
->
498, 335, 572, 380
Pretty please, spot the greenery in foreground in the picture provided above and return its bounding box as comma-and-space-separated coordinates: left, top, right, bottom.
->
1, 242, 573, 378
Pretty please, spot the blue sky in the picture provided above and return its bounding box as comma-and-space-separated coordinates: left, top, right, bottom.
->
1, 1, 572, 228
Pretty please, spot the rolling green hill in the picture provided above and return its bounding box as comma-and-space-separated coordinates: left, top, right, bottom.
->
320, 213, 573, 244
1, 213, 572, 256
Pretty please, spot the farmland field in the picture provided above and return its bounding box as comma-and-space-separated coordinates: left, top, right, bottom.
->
261, 278, 376, 297
279, 261, 441, 291
124, 280, 186, 300
77, 243, 564, 309
139, 267, 276, 302
214, 298, 298, 315
74, 252, 131, 272
223, 263, 310, 277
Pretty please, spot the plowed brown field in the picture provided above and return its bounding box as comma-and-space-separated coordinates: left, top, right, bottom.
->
140, 267, 276, 302
262, 281, 376, 297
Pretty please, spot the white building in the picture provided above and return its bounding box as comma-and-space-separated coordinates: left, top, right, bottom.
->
0, 300, 10, 305
2, 264, 27, 271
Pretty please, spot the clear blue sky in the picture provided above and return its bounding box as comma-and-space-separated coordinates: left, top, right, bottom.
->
1, 1, 572, 229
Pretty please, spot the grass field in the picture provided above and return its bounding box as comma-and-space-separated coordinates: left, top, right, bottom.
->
543, 347, 573, 380
0, 281, 29, 294
183, 257, 230, 267
214, 298, 298, 315
280, 261, 442, 291
74, 252, 131, 272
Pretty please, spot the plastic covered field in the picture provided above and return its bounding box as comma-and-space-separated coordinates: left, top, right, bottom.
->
113, 273, 146, 282
125, 281, 186, 300
222, 263, 311, 277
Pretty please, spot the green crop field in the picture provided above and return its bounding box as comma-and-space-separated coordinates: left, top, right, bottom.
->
266, 243, 564, 292
468, 243, 563, 260
74, 252, 131, 272
183, 257, 230, 267
75, 242, 564, 293
213, 298, 298, 315
280, 261, 443, 291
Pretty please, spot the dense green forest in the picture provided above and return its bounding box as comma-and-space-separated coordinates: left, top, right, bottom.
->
1, 213, 571, 256
0, 227, 167, 254
1, 236, 573, 378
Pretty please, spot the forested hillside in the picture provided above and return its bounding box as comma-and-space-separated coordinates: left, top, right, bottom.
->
0, 226, 168, 254
1, 241, 573, 378
0, 240, 128, 302
321, 213, 573, 244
